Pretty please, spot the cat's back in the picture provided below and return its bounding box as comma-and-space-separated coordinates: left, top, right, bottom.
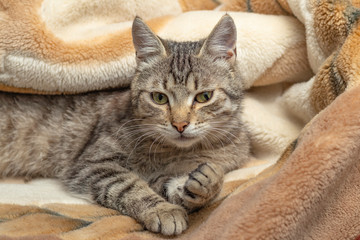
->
0, 89, 131, 178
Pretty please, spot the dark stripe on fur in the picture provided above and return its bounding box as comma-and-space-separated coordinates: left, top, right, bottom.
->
194, 76, 198, 90
169, 56, 177, 85
149, 174, 166, 186
184, 58, 192, 87
86, 169, 121, 185
92, 156, 124, 164
65, 158, 124, 183
73, 118, 100, 162
141, 195, 164, 208
219, 87, 242, 101
115, 179, 137, 200
200, 98, 227, 114
162, 77, 168, 90
149, 175, 171, 196
161, 182, 169, 200
180, 54, 186, 72
102, 176, 127, 203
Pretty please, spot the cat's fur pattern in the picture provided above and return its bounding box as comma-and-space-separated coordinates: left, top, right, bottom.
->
0, 15, 250, 235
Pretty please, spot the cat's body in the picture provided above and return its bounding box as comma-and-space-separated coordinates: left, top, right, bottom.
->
0, 90, 130, 178
0, 15, 250, 235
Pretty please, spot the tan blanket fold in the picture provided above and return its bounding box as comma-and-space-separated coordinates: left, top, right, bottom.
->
178, 0, 219, 11
0, 0, 310, 94
219, 0, 293, 15
0, 180, 246, 240
272, 0, 360, 123
0, 0, 175, 94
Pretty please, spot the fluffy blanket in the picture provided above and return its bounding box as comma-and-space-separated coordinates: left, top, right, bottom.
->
1, 0, 360, 239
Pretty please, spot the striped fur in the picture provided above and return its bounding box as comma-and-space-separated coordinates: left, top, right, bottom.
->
0, 15, 249, 235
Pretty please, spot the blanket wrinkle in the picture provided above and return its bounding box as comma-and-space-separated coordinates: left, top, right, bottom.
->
1, 0, 360, 239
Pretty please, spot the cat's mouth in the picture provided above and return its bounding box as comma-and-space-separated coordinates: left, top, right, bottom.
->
170, 134, 199, 148
177, 135, 195, 141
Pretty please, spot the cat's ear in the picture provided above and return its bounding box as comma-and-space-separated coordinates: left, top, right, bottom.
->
132, 16, 166, 62
200, 14, 237, 63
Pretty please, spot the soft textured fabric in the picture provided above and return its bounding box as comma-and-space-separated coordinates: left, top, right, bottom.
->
2, 0, 360, 239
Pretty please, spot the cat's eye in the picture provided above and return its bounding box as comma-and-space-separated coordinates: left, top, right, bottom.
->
195, 91, 213, 103
151, 92, 168, 105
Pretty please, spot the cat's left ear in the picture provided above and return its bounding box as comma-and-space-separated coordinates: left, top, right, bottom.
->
132, 16, 167, 62
200, 14, 237, 64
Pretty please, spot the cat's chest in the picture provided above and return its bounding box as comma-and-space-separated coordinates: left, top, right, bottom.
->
127, 150, 184, 176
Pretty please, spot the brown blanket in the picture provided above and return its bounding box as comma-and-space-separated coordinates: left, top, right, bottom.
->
2, 0, 360, 239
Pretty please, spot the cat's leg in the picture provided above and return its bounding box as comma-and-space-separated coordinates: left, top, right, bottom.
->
149, 162, 224, 212
62, 160, 187, 235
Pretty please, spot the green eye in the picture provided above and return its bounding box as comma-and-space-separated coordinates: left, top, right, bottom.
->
151, 92, 168, 105
195, 91, 213, 103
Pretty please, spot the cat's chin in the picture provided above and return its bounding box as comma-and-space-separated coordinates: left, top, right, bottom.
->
169, 136, 199, 148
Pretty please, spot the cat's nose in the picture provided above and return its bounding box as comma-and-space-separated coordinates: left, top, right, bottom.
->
172, 121, 189, 133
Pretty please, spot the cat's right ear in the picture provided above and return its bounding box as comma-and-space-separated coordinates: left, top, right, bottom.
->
199, 14, 237, 64
132, 17, 166, 62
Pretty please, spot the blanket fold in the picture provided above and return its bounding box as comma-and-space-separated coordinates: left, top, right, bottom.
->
0, 0, 310, 94
2, 0, 360, 239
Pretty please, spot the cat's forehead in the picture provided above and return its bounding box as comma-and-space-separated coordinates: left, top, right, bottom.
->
166, 40, 203, 55
165, 41, 202, 85
135, 39, 232, 94
161, 40, 217, 88
163, 71, 213, 94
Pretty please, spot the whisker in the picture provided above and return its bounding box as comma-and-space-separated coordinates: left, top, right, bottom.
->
213, 127, 243, 142
114, 123, 164, 141
115, 128, 143, 139
125, 131, 158, 166
153, 136, 166, 163
210, 128, 239, 148
112, 119, 144, 138
125, 131, 154, 150
148, 134, 164, 160
205, 130, 226, 154
210, 120, 244, 129
200, 130, 216, 152
113, 121, 163, 139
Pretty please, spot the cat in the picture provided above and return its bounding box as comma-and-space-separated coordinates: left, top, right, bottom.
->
0, 14, 250, 235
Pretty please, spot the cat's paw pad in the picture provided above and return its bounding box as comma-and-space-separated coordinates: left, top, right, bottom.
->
143, 202, 188, 235
184, 163, 224, 206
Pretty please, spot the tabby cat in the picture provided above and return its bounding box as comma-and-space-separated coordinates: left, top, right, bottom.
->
0, 15, 250, 235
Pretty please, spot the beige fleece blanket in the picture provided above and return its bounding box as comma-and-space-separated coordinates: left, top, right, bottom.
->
3, 0, 360, 239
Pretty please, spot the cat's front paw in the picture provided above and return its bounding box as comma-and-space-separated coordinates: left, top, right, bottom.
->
183, 163, 224, 211
142, 202, 188, 235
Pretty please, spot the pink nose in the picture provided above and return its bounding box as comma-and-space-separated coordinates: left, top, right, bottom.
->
172, 121, 189, 133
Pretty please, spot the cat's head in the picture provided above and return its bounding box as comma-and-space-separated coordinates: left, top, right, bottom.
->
130, 15, 243, 149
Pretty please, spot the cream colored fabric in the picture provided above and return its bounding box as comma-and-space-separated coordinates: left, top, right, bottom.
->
0, 1, 309, 94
